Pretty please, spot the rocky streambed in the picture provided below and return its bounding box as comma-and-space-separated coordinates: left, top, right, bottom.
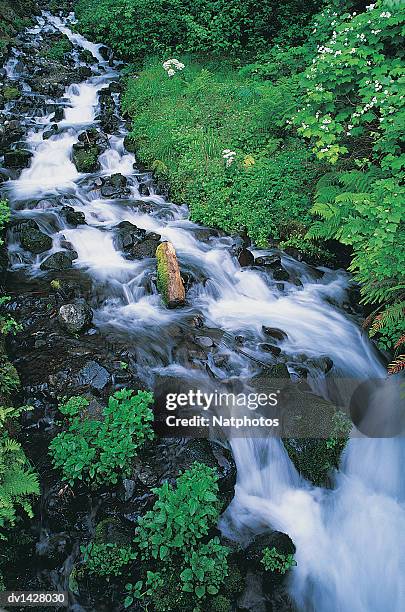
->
1, 8, 403, 612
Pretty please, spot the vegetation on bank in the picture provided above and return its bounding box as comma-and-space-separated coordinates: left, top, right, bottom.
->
0, 199, 39, 590
0, 0, 37, 59
76, 0, 405, 364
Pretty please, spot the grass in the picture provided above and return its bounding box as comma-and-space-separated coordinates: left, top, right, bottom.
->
122, 57, 324, 249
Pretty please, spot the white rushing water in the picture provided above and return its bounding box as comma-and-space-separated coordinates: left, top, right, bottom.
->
3, 12, 404, 612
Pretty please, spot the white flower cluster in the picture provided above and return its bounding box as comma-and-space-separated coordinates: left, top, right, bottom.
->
222, 149, 236, 166
366, 3, 375, 10
163, 58, 185, 77
380, 11, 392, 18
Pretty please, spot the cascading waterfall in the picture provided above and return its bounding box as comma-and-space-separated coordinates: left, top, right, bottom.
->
2, 11, 404, 612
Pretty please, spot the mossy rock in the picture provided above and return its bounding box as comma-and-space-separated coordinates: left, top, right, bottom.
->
156, 241, 185, 308
2, 86, 21, 101
94, 517, 131, 547
72, 145, 100, 173
44, 37, 73, 62
123, 134, 137, 153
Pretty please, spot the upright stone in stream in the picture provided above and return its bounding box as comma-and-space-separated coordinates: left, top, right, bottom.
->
156, 241, 185, 308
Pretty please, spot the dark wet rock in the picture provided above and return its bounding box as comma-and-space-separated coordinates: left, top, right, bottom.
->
99, 45, 111, 61
100, 173, 130, 198
76, 360, 111, 392
273, 267, 290, 281
72, 129, 108, 172
238, 248, 255, 267
113, 221, 161, 260
20, 223, 52, 254
129, 438, 236, 515
97, 87, 119, 132
59, 239, 77, 253
191, 227, 223, 243
52, 107, 65, 122
80, 49, 95, 64
307, 355, 334, 373
123, 134, 136, 153
262, 327, 288, 342
255, 254, 281, 268
58, 299, 93, 334
77, 66, 92, 80
0, 120, 24, 153
61, 205, 86, 226
3, 148, 33, 168
266, 588, 297, 612
40, 251, 77, 271
259, 343, 282, 357
138, 182, 150, 196
43, 124, 59, 140
195, 335, 214, 349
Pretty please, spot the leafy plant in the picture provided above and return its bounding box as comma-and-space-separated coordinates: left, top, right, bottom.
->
261, 546, 297, 574
49, 389, 154, 486
80, 542, 136, 577
0, 404, 39, 538
125, 463, 230, 609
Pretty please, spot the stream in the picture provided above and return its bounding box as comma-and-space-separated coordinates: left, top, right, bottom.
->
1, 11, 404, 612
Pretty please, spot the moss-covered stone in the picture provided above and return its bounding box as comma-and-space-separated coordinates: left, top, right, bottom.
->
72, 145, 100, 173
44, 36, 73, 61
123, 134, 137, 153
2, 86, 21, 101
156, 241, 185, 308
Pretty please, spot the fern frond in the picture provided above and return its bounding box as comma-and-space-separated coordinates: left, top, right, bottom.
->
369, 302, 405, 337
388, 355, 405, 375
394, 335, 405, 349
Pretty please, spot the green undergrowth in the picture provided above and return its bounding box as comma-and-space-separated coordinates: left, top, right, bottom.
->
122, 58, 325, 249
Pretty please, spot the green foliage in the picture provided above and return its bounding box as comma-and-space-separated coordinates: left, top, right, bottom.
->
122, 60, 323, 245
45, 37, 73, 61
293, 2, 405, 169
80, 542, 136, 577
307, 169, 405, 349
325, 410, 352, 450
261, 546, 297, 574
135, 462, 221, 559
0, 356, 20, 397
0, 200, 10, 244
76, 0, 321, 60
49, 389, 154, 487
0, 405, 39, 540
291, 1, 405, 352
2, 86, 21, 101
125, 463, 230, 609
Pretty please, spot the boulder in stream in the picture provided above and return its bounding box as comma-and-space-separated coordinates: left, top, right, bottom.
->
58, 299, 93, 334
20, 222, 52, 254
156, 241, 185, 308
113, 221, 161, 259
100, 173, 130, 198
3, 148, 33, 169
40, 251, 77, 271
61, 205, 86, 226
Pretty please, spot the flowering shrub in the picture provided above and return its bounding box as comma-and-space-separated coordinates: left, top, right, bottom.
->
293, 2, 404, 169
292, 1, 405, 355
